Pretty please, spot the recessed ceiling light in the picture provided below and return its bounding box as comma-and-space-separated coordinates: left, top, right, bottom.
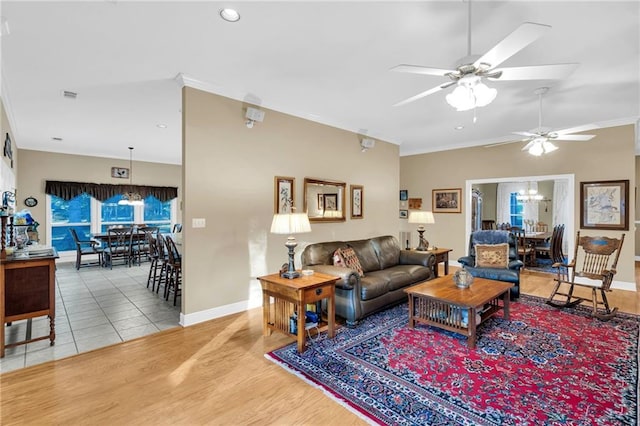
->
156, 124, 167, 129
219, 8, 240, 22
454, 125, 464, 130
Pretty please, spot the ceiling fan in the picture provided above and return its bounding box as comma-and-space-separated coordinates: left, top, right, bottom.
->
508, 87, 595, 156
391, 1, 579, 110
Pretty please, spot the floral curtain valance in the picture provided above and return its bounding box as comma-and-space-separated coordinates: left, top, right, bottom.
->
45, 180, 178, 202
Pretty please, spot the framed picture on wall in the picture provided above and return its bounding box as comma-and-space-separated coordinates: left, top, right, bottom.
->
399, 190, 408, 201
433, 188, 462, 213
350, 185, 363, 219
580, 179, 629, 230
399, 209, 408, 219
323, 193, 338, 211
274, 176, 295, 214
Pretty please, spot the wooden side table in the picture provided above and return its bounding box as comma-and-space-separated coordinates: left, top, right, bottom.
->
429, 248, 453, 277
258, 271, 338, 353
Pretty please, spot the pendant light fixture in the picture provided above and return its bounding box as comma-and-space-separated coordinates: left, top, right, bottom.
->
118, 146, 144, 206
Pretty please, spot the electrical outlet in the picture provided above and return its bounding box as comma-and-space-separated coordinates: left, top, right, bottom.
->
192, 218, 206, 228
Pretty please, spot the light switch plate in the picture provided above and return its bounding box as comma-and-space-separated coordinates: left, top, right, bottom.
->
192, 218, 206, 228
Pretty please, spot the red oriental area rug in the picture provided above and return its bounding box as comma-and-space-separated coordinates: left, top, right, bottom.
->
266, 295, 639, 425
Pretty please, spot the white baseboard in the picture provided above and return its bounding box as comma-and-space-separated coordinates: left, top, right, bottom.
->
180, 297, 262, 327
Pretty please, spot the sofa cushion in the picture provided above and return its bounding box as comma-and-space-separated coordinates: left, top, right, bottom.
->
336, 247, 364, 277
371, 236, 401, 270
475, 243, 509, 268
302, 241, 346, 266
359, 272, 389, 300
347, 239, 380, 272
375, 265, 416, 291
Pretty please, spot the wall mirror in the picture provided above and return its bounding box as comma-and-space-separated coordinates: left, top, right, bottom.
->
304, 177, 346, 222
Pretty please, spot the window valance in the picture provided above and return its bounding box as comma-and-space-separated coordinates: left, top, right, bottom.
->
45, 180, 178, 202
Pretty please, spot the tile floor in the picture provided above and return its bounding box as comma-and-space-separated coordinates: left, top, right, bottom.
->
0, 261, 181, 373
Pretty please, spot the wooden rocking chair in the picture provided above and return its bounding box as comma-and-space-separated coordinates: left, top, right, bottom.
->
546, 231, 625, 320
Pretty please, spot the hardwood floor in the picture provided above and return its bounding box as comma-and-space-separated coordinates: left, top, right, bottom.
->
1, 263, 639, 425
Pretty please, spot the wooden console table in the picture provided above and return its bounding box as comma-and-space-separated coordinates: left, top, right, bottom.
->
1, 249, 59, 358
258, 271, 338, 353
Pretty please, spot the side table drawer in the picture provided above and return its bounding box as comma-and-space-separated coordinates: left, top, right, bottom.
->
304, 284, 334, 303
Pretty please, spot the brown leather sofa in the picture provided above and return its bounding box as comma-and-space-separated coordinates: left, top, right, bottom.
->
301, 235, 435, 327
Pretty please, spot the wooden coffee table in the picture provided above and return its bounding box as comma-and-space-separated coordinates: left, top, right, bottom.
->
404, 275, 512, 348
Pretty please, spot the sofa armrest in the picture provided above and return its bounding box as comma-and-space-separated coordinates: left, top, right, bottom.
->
304, 265, 358, 290
458, 256, 474, 267
399, 250, 435, 269
508, 259, 524, 271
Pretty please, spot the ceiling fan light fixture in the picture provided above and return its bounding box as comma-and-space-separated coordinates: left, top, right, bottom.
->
528, 141, 544, 156
446, 75, 497, 111
542, 141, 558, 153
473, 83, 497, 107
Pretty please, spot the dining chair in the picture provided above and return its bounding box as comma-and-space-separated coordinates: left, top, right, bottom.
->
163, 235, 182, 306
103, 227, 134, 268
154, 233, 170, 295
132, 226, 159, 266
481, 220, 495, 230
69, 228, 103, 270
513, 228, 535, 266
146, 233, 166, 292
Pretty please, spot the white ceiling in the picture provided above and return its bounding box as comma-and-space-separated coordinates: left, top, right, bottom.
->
1, 1, 639, 166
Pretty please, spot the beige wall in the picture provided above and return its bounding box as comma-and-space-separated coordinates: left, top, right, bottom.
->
1, 98, 18, 190
16, 149, 181, 242
400, 124, 636, 286
182, 87, 400, 318
636, 155, 640, 257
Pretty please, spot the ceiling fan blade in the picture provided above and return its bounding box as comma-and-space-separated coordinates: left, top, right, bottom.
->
513, 131, 538, 138
390, 64, 455, 77
484, 140, 519, 148
555, 123, 598, 134
552, 134, 595, 141
473, 22, 550, 70
489, 63, 579, 81
521, 140, 537, 151
392, 82, 455, 107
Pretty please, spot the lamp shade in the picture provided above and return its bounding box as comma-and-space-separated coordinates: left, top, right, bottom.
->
270, 213, 311, 234
408, 211, 435, 225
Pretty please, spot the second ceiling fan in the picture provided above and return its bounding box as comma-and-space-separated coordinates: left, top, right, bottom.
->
509, 87, 595, 156
391, 1, 579, 110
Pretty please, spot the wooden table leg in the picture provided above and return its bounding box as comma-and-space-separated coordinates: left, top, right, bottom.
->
503, 291, 511, 320
408, 295, 415, 328
443, 253, 449, 275
262, 292, 271, 336
467, 307, 476, 349
327, 294, 335, 339
296, 301, 305, 353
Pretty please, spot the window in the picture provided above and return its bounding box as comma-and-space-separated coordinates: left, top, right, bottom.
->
50, 193, 92, 252
509, 193, 524, 228
49, 193, 176, 253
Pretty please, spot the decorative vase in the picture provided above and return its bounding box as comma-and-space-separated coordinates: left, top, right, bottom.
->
453, 267, 474, 289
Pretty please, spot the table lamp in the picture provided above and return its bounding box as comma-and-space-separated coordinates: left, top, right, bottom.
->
270, 212, 311, 279
408, 210, 435, 251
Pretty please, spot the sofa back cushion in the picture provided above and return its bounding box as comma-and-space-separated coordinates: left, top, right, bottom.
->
371, 235, 401, 269
347, 239, 381, 272
301, 241, 346, 266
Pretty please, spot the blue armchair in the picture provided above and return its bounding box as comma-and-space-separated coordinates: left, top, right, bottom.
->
458, 230, 523, 299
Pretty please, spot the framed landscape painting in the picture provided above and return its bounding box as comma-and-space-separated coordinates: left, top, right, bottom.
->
433, 188, 462, 213
580, 179, 629, 230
